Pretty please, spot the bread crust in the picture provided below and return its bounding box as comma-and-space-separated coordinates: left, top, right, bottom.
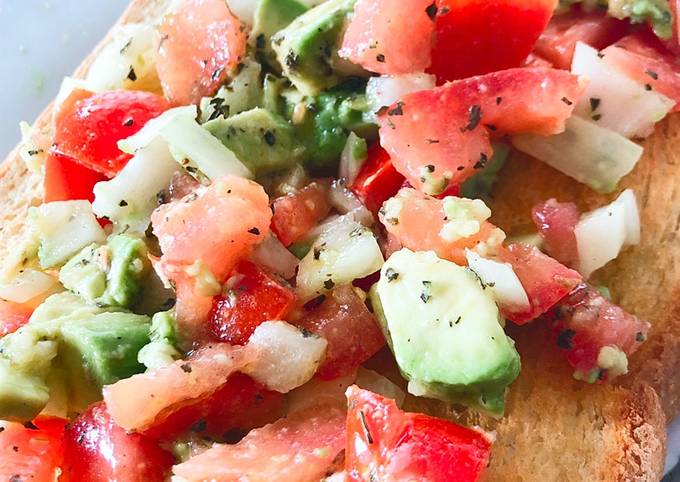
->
0, 1, 668, 480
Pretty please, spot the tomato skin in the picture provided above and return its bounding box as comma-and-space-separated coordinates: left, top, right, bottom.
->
62, 402, 174, 482
350, 144, 405, 213
0, 417, 66, 482
499, 243, 582, 325
43, 151, 107, 203
52, 89, 170, 177
156, 0, 247, 105
531, 198, 580, 266
296, 285, 385, 380
143, 373, 284, 442
429, 0, 557, 82
551, 284, 650, 379
535, 8, 629, 70
378, 68, 583, 194
602, 31, 680, 112
271, 182, 331, 247
209, 260, 296, 345
346, 386, 492, 482
0, 299, 33, 337
340, 0, 435, 74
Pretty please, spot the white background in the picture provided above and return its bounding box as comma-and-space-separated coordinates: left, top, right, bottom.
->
0, 0, 129, 158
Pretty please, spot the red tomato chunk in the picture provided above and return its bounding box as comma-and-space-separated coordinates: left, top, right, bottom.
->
209, 260, 296, 345
52, 89, 170, 177
345, 386, 492, 482
350, 144, 405, 214
271, 181, 331, 247
531, 198, 580, 266
296, 285, 385, 380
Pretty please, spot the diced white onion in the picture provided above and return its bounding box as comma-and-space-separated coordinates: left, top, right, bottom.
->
571, 42, 674, 138
366, 73, 436, 114
574, 189, 640, 278
244, 321, 328, 393
118, 106, 252, 180
249, 234, 300, 280
296, 215, 384, 301
86, 23, 158, 92
328, 180, 374, 227
30, 201, 106, 269
0, 269, 61, 305
465, 249, 530, 311
226, 0, 257, 25
512, 116, 643, 194
93, 139, 180, 234
338, 132, 366, 185
54, 77, 98, 115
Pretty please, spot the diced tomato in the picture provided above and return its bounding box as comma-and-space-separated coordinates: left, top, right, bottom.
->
499, 243, 582, 325
209, 260, 296, 345
531, 198, 580, 266
551, 284, 650, 381
534, 8, 629, 70
43, 151, 107, 203
0, 299, 33, 337
345, 386, 492, 482
429, 0, 557, 82
602, 31, 680, 111
152, 176, 271, 341
156, 0, 247, 105
523, 52, 554, 68
104, 344, 254, 432
61, 402, 174, 482
296, 285, 385, 380
173, 404, 346, 482
0, 417, 66, 482
379, 188, 505, 266
378, 68, 584, 194
271, 182, 331, 247
339, 0, 435, 74
350, 144, 406, 213
142, 373, 284, 442
52, 89, 170, 177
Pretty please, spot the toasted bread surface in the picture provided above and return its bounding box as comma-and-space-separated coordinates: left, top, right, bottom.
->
0, 1, 669, 480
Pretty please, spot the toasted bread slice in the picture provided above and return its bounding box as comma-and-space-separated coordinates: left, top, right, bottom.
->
0, 1, 668, 480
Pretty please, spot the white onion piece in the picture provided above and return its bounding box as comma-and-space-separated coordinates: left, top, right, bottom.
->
329, 180, 374, 226
226, 0, 257, 25
575, 189, 640, 278
355, 368, 405, 406
0, 269, 61, 304
512, 116, 643, 194
366, 73, 436, 114
118, 106, 197, 154
93, 139, 180, 234
571, 42, 674, 138
249, 234, 300, 280
296, 214, 384, 301
244, 321, 328, 393
338, 132, 366, 185
465, 249, 530, 311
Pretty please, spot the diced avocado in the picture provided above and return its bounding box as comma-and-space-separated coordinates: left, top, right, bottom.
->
60, 312, 151, 409
459, 143, 510, 200
252, 0, 308, 70
271, 0, 357, 95
0, 358, 50, 422
375, 249, 520, 415
205, 108, 306, 176
199, 58, 263, 123
138, 311, 182, 370
59, 234, 149, 308
263, 73, 288, 115
283, 80, 376, 174
30, 200, 107, 269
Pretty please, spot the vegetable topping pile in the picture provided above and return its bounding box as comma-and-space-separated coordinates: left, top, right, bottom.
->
4, 0, 679, 479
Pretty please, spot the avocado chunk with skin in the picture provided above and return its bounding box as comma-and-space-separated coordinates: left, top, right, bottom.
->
252, 0, 308, 70
59, 234, 150, 308
374, 249, 521, 416
205, 108, 306, 176
271, 0, 357, 95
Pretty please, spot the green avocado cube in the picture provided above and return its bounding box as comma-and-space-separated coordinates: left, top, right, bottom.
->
252, 0, 308, 70
0, 359, 50, 422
